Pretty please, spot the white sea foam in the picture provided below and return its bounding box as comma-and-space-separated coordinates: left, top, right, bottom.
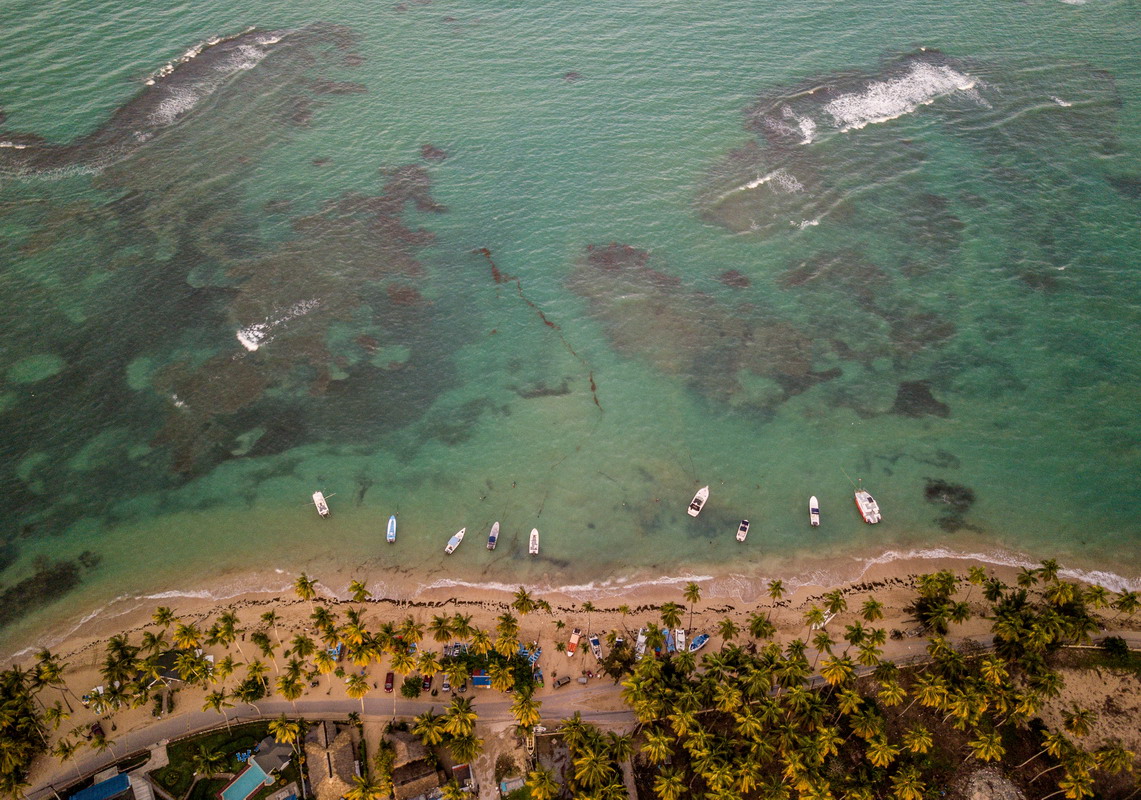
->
1050, 95, 1073, 107
237, 298, 320, 351
150, 87, 201, 126
733, 168, 803, 195
0, 141, 29, 149
824, 61, 979, 131
795, 219, 820, 230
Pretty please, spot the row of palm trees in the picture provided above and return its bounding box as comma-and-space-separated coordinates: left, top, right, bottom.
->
605, 563, 1137, 800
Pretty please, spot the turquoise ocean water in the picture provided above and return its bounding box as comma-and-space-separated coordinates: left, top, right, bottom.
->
1, 0, 1139, 650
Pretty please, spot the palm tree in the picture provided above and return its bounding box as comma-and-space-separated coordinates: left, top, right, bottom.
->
659, 602, 683, 631
447, 733, 483, 764
153, 606, 176, 629
348, 580, 371, 605
276, 673, 304, 711
202, 690, 234, 730
860, 598, 885, 622
261, 610, 283, 648
451, 613, 474, 641
582, 601, 597, 633
684, 582, 701, 631
314, 650, 336, 691
444, 696, 478, 737
1112, 590, 1139, 619
345, 673, 370, 713
429, 615, 454, 644
344, 773, 383, 800
295, 573, 319, 608
440, 781, 466, 800
290, 634, 316, 660
903, 725, 933, 754
190, 743, 226, 777
641, 728, 674, 764
412, 710, 445, 746
496, 611, 520, 640
823, 589, 847, 617
1062, 705, 1097, 738
268, 714, 301, 754
969, 730, 1005, 763
399, 616, 425, 647
653, 767, 686, 800
510, 692, 542, 728
489, 662, 515, 693
469, 628, 493, 656
512, 587, 536, 615
526, 767, 559, 800
217, 611, 246, 659
890, 766, 927, 800
717, 618, 739, 650
172, 622, 202, 651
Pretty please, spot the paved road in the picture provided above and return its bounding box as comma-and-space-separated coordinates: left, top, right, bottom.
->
28, 683, 634, 800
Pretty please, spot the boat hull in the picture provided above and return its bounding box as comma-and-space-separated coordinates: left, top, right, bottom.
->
854, 490, 881, 524
736, 520, 749, 542
387, 515, 397, 543
809, 496, 820, 527
687, 486, 710, 517
444, 528, 466, 554
529, 528, 539, 555
487, 521, 499, 550
313, 491, 330, 518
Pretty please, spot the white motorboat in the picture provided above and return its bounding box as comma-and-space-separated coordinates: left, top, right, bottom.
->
487, 521, 499, 550
444, 528, 466, 554
634, 627, 648, 661
854, 489, 882, 524
736, 519, 750, 542
589, 634, 603, 661
687, 486, 709, 517
567, 627, 581, 657
688, 633, 710, 653
529, 528, 540, 555
312, 491, 330, 518
809, 496, 820, 527
387, 514, 397, 543
674, 628, 686, 652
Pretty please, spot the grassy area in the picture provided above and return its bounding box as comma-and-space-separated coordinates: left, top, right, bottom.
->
150, 722, 271, 800
186, 777, 229, 800
1051, 640, 1141, 677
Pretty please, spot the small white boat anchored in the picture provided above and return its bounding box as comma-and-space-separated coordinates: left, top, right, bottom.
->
312, 491, 330, 518
854, 489, 882, 524
736, 519, 750, 542
687, 486, 709, 517
487, 521, 499, 550
674, 628, 686, 652
387, 515, 397, 543
810, 496, 820, 527
444, 528, 466, 554
529, 528, 540, 555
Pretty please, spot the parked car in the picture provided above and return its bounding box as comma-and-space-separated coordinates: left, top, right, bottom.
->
422, 674, 432, 691
457, 680, 468, 694
442, 674, 451, 693
553, 676, 571, 689
384, 672, 395, 693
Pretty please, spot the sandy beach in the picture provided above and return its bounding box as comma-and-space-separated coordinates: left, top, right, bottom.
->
14, 549, 1141, 793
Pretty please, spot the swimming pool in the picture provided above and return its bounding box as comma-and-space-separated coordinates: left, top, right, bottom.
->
220, 761, 271, 800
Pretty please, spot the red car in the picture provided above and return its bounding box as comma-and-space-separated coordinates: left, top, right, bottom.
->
422, 674, 432, 691
384, 672, 395, 693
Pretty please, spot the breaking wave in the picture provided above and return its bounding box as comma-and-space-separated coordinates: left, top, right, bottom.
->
823, 61, 980, 131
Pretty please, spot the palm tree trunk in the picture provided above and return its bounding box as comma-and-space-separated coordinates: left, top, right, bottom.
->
1015, 748, 1046, 770
1030, 762, 1066, 783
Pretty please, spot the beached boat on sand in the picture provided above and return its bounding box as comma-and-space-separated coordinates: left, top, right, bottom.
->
736, 519, 750, 542
529, 528, 540, 555
854, 489, 881, 523
810, 496, 820, 527
444, 528, 466, 554
589, 633, 603, 661
567, 627, 582, 657
635, 627, 648, 661
689, 633, 710, 653
688, 486, 709, 517
487, 521, 499, 550
674, 628, 686, 652
387, 514, 397, 543
313, 491, 330, 518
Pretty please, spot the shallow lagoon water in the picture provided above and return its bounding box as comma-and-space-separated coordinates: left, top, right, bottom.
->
0, 0, 1139, 650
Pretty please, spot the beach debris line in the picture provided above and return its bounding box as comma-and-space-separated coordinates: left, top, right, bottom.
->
687, 485, 710, 517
